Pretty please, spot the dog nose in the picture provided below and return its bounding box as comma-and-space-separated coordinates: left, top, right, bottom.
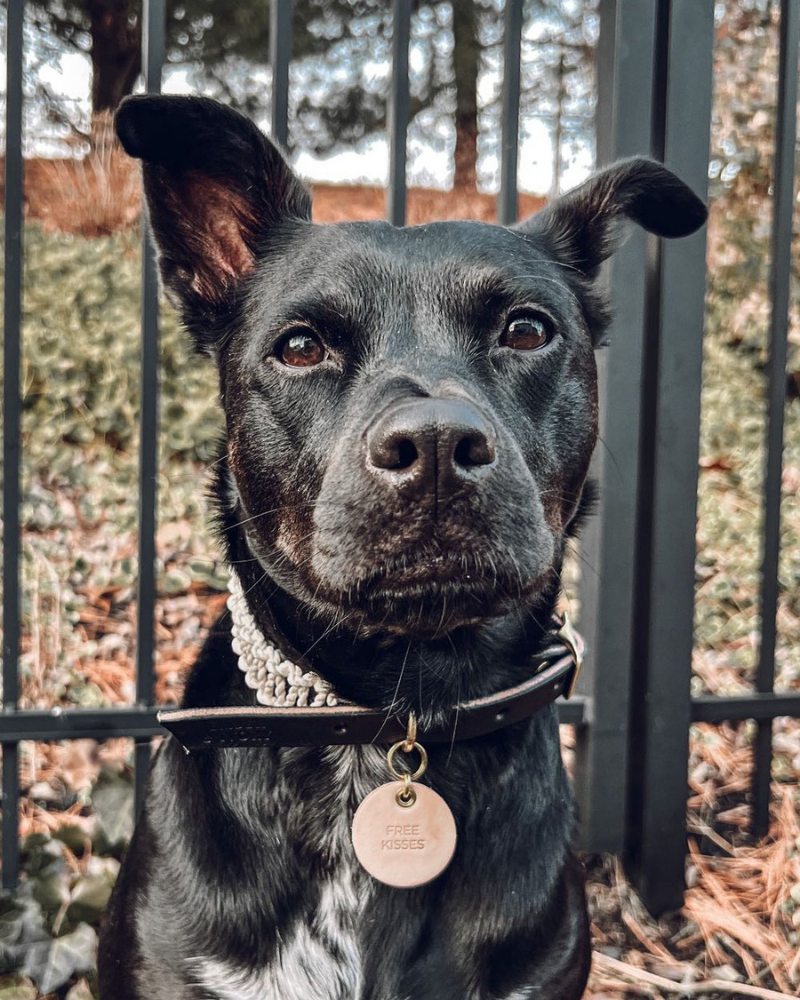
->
366, 398, 496, 493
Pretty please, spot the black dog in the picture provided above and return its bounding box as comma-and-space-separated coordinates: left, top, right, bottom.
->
99, 95, 706, 1000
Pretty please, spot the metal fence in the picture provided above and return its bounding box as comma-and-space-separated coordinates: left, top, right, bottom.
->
2, 0, 799, 916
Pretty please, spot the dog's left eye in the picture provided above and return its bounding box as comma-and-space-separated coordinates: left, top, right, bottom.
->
276, 329, 327, 368
501, 313, 554, 351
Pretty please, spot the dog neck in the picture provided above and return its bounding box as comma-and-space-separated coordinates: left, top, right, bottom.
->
227, 568, 344, 708
215, 484, 564, 728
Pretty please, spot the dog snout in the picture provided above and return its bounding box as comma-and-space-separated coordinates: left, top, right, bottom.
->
366, 398, 497, 494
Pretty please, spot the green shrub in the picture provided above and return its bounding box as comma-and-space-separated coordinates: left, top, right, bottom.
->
4, 225, 224, 471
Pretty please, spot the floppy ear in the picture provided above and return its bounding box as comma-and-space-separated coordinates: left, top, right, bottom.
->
115, 95, 312, 350
516, 157, 707, 274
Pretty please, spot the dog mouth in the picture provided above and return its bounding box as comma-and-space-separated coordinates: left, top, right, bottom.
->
333, 551, 548, 637
366, 552, 490, 589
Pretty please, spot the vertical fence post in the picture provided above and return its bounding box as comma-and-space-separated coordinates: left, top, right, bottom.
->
134, 0, 166, 819
626, 0, 714, 914
271, 0, 292, 150
387, 0, 411, 226
752, 0, 800, 838
497, 0, 522, 226
573, 0, 657, 855
2, 0, 25, 890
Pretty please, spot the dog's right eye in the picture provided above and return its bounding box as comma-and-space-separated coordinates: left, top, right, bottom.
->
500, 312, 555, 352
276, 329, 327, 368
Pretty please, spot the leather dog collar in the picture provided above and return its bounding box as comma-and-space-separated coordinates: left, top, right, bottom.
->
158, 616, 584, 752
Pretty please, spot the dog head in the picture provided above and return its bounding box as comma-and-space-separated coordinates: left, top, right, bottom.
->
117, 96, 706, 644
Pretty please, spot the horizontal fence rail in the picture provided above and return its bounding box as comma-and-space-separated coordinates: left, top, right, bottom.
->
0, 0, 798, 917
692, 692, 800, 724
0, 709, 166, 744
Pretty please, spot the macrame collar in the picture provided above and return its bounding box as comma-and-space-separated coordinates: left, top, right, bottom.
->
228, 570, 341, 708
157, 571, 584, 751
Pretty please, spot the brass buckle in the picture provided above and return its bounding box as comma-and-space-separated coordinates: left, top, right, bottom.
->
556, 613, 584, 699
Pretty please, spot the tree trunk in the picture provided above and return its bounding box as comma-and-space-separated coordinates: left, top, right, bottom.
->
87, 0, 142, 116
451, 0, 480, 190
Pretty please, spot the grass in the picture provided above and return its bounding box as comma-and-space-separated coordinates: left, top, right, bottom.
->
695, 209, 800, 692
2, 224, 227, 714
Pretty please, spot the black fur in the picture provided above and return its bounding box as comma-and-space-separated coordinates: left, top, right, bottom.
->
100, 96, 706, 1000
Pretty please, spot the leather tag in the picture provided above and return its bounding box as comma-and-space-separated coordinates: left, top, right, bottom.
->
351, 782, 457, 888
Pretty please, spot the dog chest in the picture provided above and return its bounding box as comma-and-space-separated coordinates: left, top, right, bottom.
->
194, 878, 367, 1000
193, 746, 380, 1000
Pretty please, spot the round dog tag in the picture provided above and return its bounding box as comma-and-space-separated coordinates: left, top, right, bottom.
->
351, 781, 457, 888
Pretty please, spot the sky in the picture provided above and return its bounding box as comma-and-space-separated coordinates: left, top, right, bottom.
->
1, 19, 594, 196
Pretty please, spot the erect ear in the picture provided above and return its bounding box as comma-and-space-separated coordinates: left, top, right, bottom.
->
515, 157, 707, 275
115, 95, 311, 346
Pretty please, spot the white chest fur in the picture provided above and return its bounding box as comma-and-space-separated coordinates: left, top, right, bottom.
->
193, 746, 384, 1000
195, 880, 365, 1000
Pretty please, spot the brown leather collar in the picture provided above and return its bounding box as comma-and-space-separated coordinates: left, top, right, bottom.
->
158, 616, 584, 752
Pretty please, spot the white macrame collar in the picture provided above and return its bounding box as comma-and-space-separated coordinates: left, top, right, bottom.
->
227, 571, 340, 708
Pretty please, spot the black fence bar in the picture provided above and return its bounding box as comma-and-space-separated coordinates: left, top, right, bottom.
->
0, 700, 586, 744
134, 0, 166, 820
1, 684, 799, 759
574, 0, 657, 855
627, 0, 714, 915
692, 692, 800, 724
271, 0, 292, 150
752, 0, 800, 838
2, 0, 25, 892
387, 0, 411, 226
497, 0, 523, 225
556, 698, 587, 727
0, 708, 165, 743
0, 0, 796, 911
1, 739, 20, 889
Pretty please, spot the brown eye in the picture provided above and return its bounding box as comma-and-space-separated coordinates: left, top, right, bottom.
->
501, 313, 554, 351
277, 329, 326, 368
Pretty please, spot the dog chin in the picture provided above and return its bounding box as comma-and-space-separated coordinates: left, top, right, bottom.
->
314, 564, 553, 639
362, 590, 499, 637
